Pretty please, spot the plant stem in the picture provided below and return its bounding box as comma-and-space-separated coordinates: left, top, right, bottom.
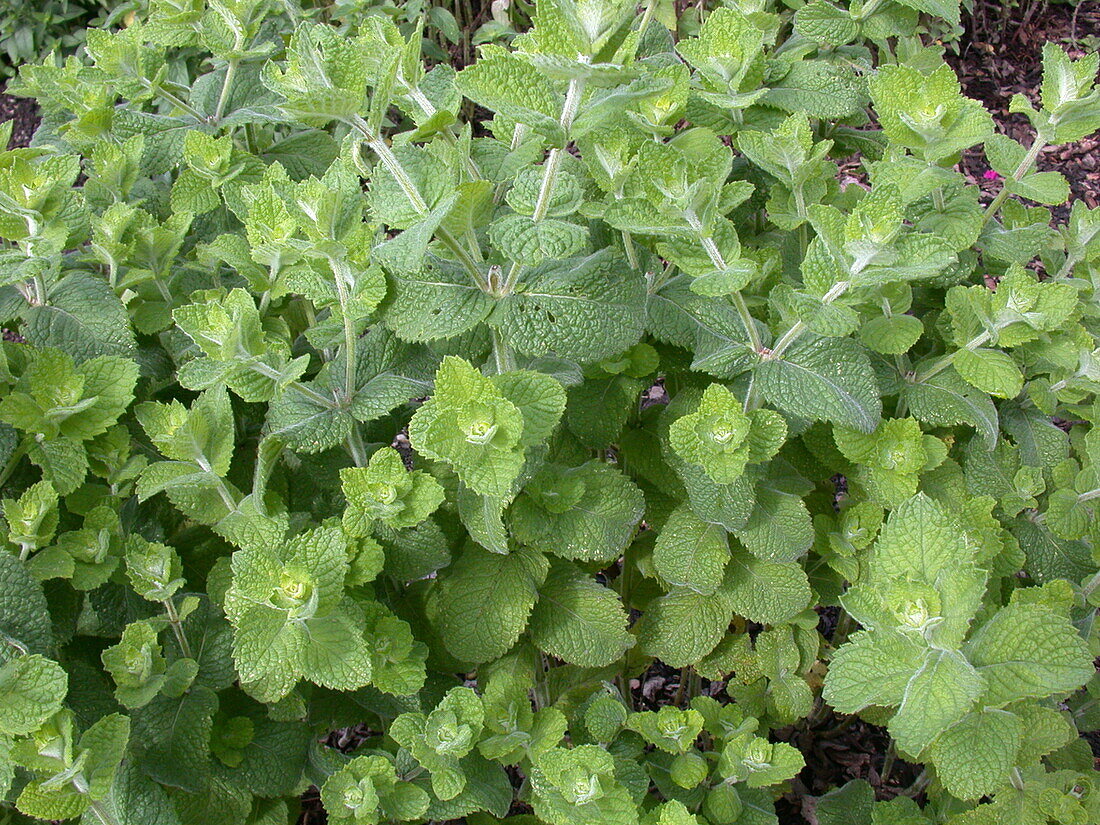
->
901, 769, 929, 798
1053, 251, 1081, 280
880, 740, 897, 784
0, 440, 28, 489
912, 330, 991, 383
249, 362, 339, 409
143, 79, 207, 121
674, 666, 691, 706
491, 328, 516, 372
214, 59, 239, 124
983, 137, 1047, 225
347, 426, 369, 468
328, 257, 358, 402
1079, 569, 1100, 601
684, 208, 764, 353
501, 75, 587, 295
88, 799, 123, 825
349, 117, 488, 291
767, 279, 851, 361
831, 608, 854, 647
1009, 767, 1025, 791
195, 455, 238, 513
622, 230, 639, 269
637, 0, 657, 40
163, 596, 193, 659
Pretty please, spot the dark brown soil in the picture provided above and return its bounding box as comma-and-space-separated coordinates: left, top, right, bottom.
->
947, 2, 1100, 212
0, 85, 39, 150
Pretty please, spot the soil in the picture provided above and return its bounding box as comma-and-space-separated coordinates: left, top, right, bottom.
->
0, 85, 38, 150
945, 1, 1100, 216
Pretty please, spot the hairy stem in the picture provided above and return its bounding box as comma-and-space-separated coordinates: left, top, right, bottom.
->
329, 257, 358, 402
249, 361, 339, 409
767, 279, 851, 361
347, 426, 369, 467
213, 59, 239, 124
912, 330, 991, 384
0, 440, 28, 489
684, 208, 764, 353
501, 74, 587, 295
163, 596, 193, 659
983, 137, 1047, 225
349, 116, 487, 290
491, 328, 517, 373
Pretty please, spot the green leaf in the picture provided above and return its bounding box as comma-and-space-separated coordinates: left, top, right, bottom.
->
0, 654, 67, 735
20, 272, 137, 361
509, 462, 644, 563
765, 61, 864, 120
0, 553, 53, 660
929, 708, 1021, 800
637, 587, 733, 667
625, 706, 704, 754
434, 544, 548, 664
492, 369, 567, 447
733, 483, 813, 563
490, 214, 587, 264
409, 357, 526, 498
756, 338, 881, 433
823, 629, 927, 714
653, 505, 730, 595
888, 649, 983, 756
721, 549, 811, 626
492, 250, 646, 363
954, 348, 1023, 399
131, 685, 217, 794
527, 561, 634, 667
383, 260, 495, 342
964, 603, 1093, 706
904, 368, 998, 450
669, 384, 786, 485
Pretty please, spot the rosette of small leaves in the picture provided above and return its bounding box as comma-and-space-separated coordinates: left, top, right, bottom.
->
1, 480, 57, 561
340, 446, 445, 533
408, 357, 527, 498
100, 620, 195, 709
716, 733, 804, 789
124, 537, 185, 602
669, 383, 787, 485
833, 418, 944, 508
825, 495, 1095, 798
530, 744, 639, 825
0, 348, 138, 495
223, 526, 375, 701
10, 710, 129, 821
625, 706, 704, 754
320, 754, 430, 824
390, 686, 485, 800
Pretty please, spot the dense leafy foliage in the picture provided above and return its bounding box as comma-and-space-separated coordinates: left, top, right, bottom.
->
0, 0, 117, 79
1, 0, 1099, 823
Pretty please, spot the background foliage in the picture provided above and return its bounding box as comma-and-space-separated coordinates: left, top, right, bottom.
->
0, 1, 1098, 824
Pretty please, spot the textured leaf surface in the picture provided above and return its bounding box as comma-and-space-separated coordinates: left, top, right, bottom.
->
964, 603, 1093, 705
756, 338, 881, 432
527, 561, 634, 667
435, 545, 548, 664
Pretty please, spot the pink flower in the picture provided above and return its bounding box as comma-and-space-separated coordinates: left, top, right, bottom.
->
983, 169, 1001, 180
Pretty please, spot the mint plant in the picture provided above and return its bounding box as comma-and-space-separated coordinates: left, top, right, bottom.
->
0, 0, 1099, 823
